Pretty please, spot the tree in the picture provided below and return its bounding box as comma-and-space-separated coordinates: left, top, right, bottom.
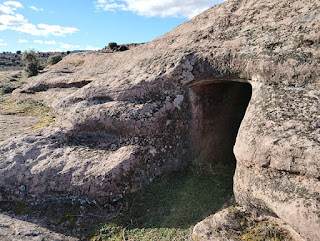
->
47, 54, 62, 65
108, 42, 118, 50
22, 50, 39, 77
16, 50, 21, 54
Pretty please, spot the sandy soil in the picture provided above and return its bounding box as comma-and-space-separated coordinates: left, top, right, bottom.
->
0, 115, 40, 142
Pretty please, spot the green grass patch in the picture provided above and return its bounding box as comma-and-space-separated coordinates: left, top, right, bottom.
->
92, 164, 234, 240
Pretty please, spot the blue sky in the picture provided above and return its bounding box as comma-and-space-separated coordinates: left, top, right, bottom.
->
0, 0, 225, 52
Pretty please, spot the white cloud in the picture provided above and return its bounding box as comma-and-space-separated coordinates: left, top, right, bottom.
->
45, 48, 62, 52
0, 13, 26, 25
11, 23, 79, 36
38, 24, 79, 36
0, 5, 14, 15
0, 39, 8, 46
34, 40, 43, 44
95, 0, 226, 18
95, 1, 128, 11
84, 45, 100, 51
45, 40, 56, 45
33, 40, 56, 45
3, 1, 23, 8
0, 1, 79, 37
30, 6, 43, 12
18, 39, 28, 43
61, 44, 81, 50
0, 1, 23, 15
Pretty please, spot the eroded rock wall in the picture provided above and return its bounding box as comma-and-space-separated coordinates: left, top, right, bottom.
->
234, 82, 320, 240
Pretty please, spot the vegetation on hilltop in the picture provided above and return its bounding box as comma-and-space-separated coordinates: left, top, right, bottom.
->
47, 54, 63, 65
0, 51, 68, 71
22, 50, 40, 77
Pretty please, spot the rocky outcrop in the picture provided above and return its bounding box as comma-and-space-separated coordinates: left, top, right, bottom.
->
193, 205, 304, 240
234, 82, 320, 240
0, 0, 319, 240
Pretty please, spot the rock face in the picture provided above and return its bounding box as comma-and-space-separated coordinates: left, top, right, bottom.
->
193, 205, 304, 241
0, 0, 319, 240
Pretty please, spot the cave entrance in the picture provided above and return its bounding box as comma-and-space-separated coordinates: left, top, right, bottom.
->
189, 80, 252, 170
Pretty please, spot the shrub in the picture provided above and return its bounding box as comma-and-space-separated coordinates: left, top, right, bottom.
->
47, 54, 62, 65
25, 62, 39, 77
3, 86, 16, 94
108, 42, 118, 50
119, 45, 128, 51
22, 50, 38, 63
22, 50, 39, 77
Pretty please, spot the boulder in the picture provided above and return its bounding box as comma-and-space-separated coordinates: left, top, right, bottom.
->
193, 205, 304, 241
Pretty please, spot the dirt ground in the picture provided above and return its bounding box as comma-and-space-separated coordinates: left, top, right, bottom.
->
0, 213, 78, 241
0, 115, 40, 142
0, 71, 41, 142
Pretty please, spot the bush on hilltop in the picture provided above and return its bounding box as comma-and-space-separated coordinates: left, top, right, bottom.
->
47, 54, 62, 65
22, 50, 39, 77
108, 42, 118, 50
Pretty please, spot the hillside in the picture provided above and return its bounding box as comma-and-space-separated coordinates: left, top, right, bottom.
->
0, 51, 69, 71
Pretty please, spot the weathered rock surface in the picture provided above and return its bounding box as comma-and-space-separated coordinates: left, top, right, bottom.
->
234, 82, 320, 240
0, 213, 77, 241
0, 115, 40, 142
193, 205, 304, 241
0, 0, 319, 240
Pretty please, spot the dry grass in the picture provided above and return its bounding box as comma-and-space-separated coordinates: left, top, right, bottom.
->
0, 70, 56, 130
0, 96, 56, 129
242, 220, 289, 241
0, 70, 26, 95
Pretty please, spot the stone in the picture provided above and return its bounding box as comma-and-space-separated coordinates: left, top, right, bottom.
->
193, 205, 304, 241
18, 185, 26, 193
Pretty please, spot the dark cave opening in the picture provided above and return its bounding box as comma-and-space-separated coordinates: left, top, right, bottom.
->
189, 80, 252, 169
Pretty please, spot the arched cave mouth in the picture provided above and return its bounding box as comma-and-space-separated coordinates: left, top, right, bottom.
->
189, 80, 252, 171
